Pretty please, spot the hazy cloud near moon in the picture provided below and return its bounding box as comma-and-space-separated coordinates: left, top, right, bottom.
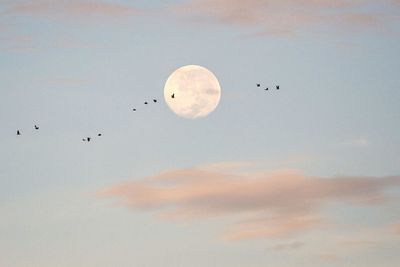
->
98, 163, 400, 241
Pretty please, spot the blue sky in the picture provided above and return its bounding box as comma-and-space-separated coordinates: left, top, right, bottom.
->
1, 1, 400, 266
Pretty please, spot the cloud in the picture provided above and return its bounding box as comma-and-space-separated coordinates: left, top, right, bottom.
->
0, 0, 141, 50
172, 0, 399, 35
393, 224, 400, 235
341, 136, 370, 147
98, 163, 400, 241
198, 161, 260, 172
6, 0, 140, 19
318, 253, 340, 261
338, 239, 379, 247
271, 241, 305, 250
5, 1, 398, 36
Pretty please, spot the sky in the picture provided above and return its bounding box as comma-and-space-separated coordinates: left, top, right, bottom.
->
1, 0, 400, 266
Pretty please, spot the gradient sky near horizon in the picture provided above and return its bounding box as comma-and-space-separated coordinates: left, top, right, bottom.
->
1, 1, 400, 267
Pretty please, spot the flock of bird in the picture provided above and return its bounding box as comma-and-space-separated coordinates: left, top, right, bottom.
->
15, 84, 280, 141
82, 96, 164, 141
16, 126, 39, 136
14, 95, 169, 142
257, 83, 280, 91
132, 98, 158, 112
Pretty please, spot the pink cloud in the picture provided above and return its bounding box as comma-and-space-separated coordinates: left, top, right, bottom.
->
393, 224, 400, 235
7, 0, 139, 18
5, 0, 398, 35
98, 164, 400, 241
172, 0, 398, 35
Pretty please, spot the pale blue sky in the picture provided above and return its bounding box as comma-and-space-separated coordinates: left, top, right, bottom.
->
1, 1, 400, 267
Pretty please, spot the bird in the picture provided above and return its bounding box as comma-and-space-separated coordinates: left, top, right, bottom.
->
17, 130, 21, 136
153, 99, 157, 103
144, 101, 148, 105
276, 85, 280, 90
257, 84, 261, 87
82, 138, 86, 142
87, 137, 91, 142
98, 133, 102, 137
171, 93, 175, 99
132, 108, 136, 111
265, 87, 269, 91
34, 125, 39, 130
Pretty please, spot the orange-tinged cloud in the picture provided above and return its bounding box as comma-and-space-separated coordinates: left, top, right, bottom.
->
98, 164, 400, 241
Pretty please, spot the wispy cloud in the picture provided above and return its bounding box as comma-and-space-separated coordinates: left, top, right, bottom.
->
98, 163, 400, 241
341, 136, 370, 147
393, 223, 400, 235
0, 1, 142, 50
172, 0, 400, 35
5, 0, 140, 19
271, 241, 305, 251
198, 161, 260, 172
5, 0, 398, 37
337, 239, 379, 247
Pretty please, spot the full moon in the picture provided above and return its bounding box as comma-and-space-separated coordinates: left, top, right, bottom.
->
164, 65, 221, 119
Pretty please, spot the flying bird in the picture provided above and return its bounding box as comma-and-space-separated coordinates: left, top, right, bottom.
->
98, 133, 102, 137
34, 125, 39, 130
132, 108, 136, 111
87, 137, 91, 142
265, 87, 269, 91
276, 85, 280, 90
153, 99, 157, 103
17, 130, 21, 136
144, 102, 148, 105
171, 93, 175, 99
257, 84, 261, 87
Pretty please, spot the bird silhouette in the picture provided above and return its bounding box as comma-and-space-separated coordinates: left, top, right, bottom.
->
87, 137, 91, 142
132, 108, 136, 111
257, 84, 261, 87
82, 138, 86, 142
153, 99, 157, 103
34, 125, 39, 130
171, 93, 175, 99
265, 87, 269, 91
98, 133, 102, 137
276, 85, 280, 90
17, 130, 21, 136
144, 102, 148, 105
